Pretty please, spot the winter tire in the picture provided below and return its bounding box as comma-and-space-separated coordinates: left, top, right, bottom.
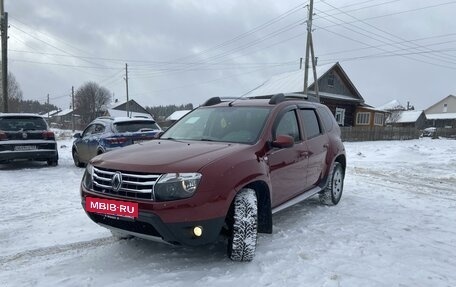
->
227, 188, 258, 262
319, 162, 344, 205
72, 150, 84, 168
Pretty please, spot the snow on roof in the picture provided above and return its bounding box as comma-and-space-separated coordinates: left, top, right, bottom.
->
0, 112, 42, 117
166, 110, 191, 121
53, 109, 74, 116
377, 100, 405, 111
312, 91, 361, 102
244, 64, 334, 98
394, 110, 423, 123
425, 112, 456, 120
107, 109, 152, 119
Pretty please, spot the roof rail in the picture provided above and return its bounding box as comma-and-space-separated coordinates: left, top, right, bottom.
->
202, 96, 246, 106
202, 97, 222, 106
248, 93, 312, 104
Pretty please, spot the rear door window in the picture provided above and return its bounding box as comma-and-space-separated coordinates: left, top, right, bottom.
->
300, 109, 322, 139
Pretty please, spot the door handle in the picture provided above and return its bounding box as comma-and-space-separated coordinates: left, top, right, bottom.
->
300, 151, 310, 158
323, 144, 329, 149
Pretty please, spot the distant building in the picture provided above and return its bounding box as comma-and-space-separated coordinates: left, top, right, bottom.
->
244, 62, 386, 127
425, 95, 456, 128
386, 110, 426, 129
104, 99, 153, 119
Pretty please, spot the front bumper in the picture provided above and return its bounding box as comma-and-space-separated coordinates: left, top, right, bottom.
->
81, 197, 225, 246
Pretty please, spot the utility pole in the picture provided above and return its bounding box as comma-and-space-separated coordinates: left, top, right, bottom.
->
1, 0, 8, 112
303, 0, 319, 102
72, 86, 75, 132
47, 93, 50, 118
125, 63, 129, 117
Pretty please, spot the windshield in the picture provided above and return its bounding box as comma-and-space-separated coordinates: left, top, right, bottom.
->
161, 106, 270, 144
113, 120, 160, 133
0, 116, 47, 131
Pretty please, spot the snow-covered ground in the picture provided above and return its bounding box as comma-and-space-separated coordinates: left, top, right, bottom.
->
1, 134, 455, 287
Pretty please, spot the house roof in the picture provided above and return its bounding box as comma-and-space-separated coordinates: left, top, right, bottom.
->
377, 100, 405, 111
53, 108, 74, 116
425, 95, 456, 114
387, 110, 424, 123
243, 62, 363, 102
166, 110, 191, 121
425, 112, 456, 120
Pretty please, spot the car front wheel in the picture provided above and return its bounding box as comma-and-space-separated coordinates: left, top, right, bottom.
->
72, 149, 84, 168
227, 188, 258, 262
319, 162, 344, 205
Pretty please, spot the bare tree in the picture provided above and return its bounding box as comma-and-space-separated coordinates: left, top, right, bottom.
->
0, 72, 24, 112
74, 82, 111, 125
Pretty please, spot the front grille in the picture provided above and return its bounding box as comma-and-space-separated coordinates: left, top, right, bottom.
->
92, 166, 161, 200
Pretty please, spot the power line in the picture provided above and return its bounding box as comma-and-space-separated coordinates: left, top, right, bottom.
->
318, 0, 456, 63
313, 2, 456, 70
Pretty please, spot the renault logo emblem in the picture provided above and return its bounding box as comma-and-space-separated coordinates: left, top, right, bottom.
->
22, 132, 28, 139
112, 172, 123, 192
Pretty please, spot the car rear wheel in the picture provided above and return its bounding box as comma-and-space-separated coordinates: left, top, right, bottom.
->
227, 188, 258, 262
319, 162, 344, 205
72, 150, 84, 168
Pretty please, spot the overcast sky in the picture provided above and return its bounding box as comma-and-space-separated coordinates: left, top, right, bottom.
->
5, 0, 456, 110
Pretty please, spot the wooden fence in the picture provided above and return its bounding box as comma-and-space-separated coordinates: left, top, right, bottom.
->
340, 126, 420, 142
434, 128, 456, 139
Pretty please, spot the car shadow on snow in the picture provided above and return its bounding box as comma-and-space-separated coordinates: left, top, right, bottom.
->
86, 196, 327, 265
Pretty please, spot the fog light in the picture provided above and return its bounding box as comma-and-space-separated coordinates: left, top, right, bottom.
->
193, 226, 203, 237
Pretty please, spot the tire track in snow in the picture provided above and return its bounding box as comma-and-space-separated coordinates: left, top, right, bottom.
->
350, 167, 456, 201
0, 236, 118, 265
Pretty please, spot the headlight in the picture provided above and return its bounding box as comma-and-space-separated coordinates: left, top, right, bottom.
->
82, 163, 94, 189
154, 173, 202, 201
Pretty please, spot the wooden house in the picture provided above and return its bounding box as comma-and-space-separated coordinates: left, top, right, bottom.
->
243, 62, 386, 127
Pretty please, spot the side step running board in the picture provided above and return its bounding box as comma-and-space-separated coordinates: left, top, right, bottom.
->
271, 186, 322, 214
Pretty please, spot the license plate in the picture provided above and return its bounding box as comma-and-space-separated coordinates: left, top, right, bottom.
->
14, 145, 37, 151
85, 197, 139, 218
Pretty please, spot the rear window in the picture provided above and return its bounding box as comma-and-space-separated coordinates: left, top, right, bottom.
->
0, 116, 47, 131
113, 120, 160, 133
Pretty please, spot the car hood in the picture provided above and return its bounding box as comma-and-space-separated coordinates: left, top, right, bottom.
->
92, 139, 249, 173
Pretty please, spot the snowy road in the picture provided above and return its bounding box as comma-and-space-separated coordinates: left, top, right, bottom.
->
1, 137, 455, 287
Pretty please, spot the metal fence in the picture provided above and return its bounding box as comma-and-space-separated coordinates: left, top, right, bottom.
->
340, 126, 421, 142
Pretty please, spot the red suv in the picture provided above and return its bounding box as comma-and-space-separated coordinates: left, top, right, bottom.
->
80, 94, 346, 261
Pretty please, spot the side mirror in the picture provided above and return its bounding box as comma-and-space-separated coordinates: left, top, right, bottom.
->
271, 135, 294, 148
73, 132, 82, 139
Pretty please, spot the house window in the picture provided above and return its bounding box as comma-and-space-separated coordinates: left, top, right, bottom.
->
443, 103, 448, 113
335, 108, 345, 126
374, 113, 384, 126
327, 72, 335, 87
356, 112, 371, 125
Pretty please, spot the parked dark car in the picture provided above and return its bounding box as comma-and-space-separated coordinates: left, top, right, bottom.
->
80, 94, 346, 261
72, 116, 162, 167
0, 113, 58, 166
